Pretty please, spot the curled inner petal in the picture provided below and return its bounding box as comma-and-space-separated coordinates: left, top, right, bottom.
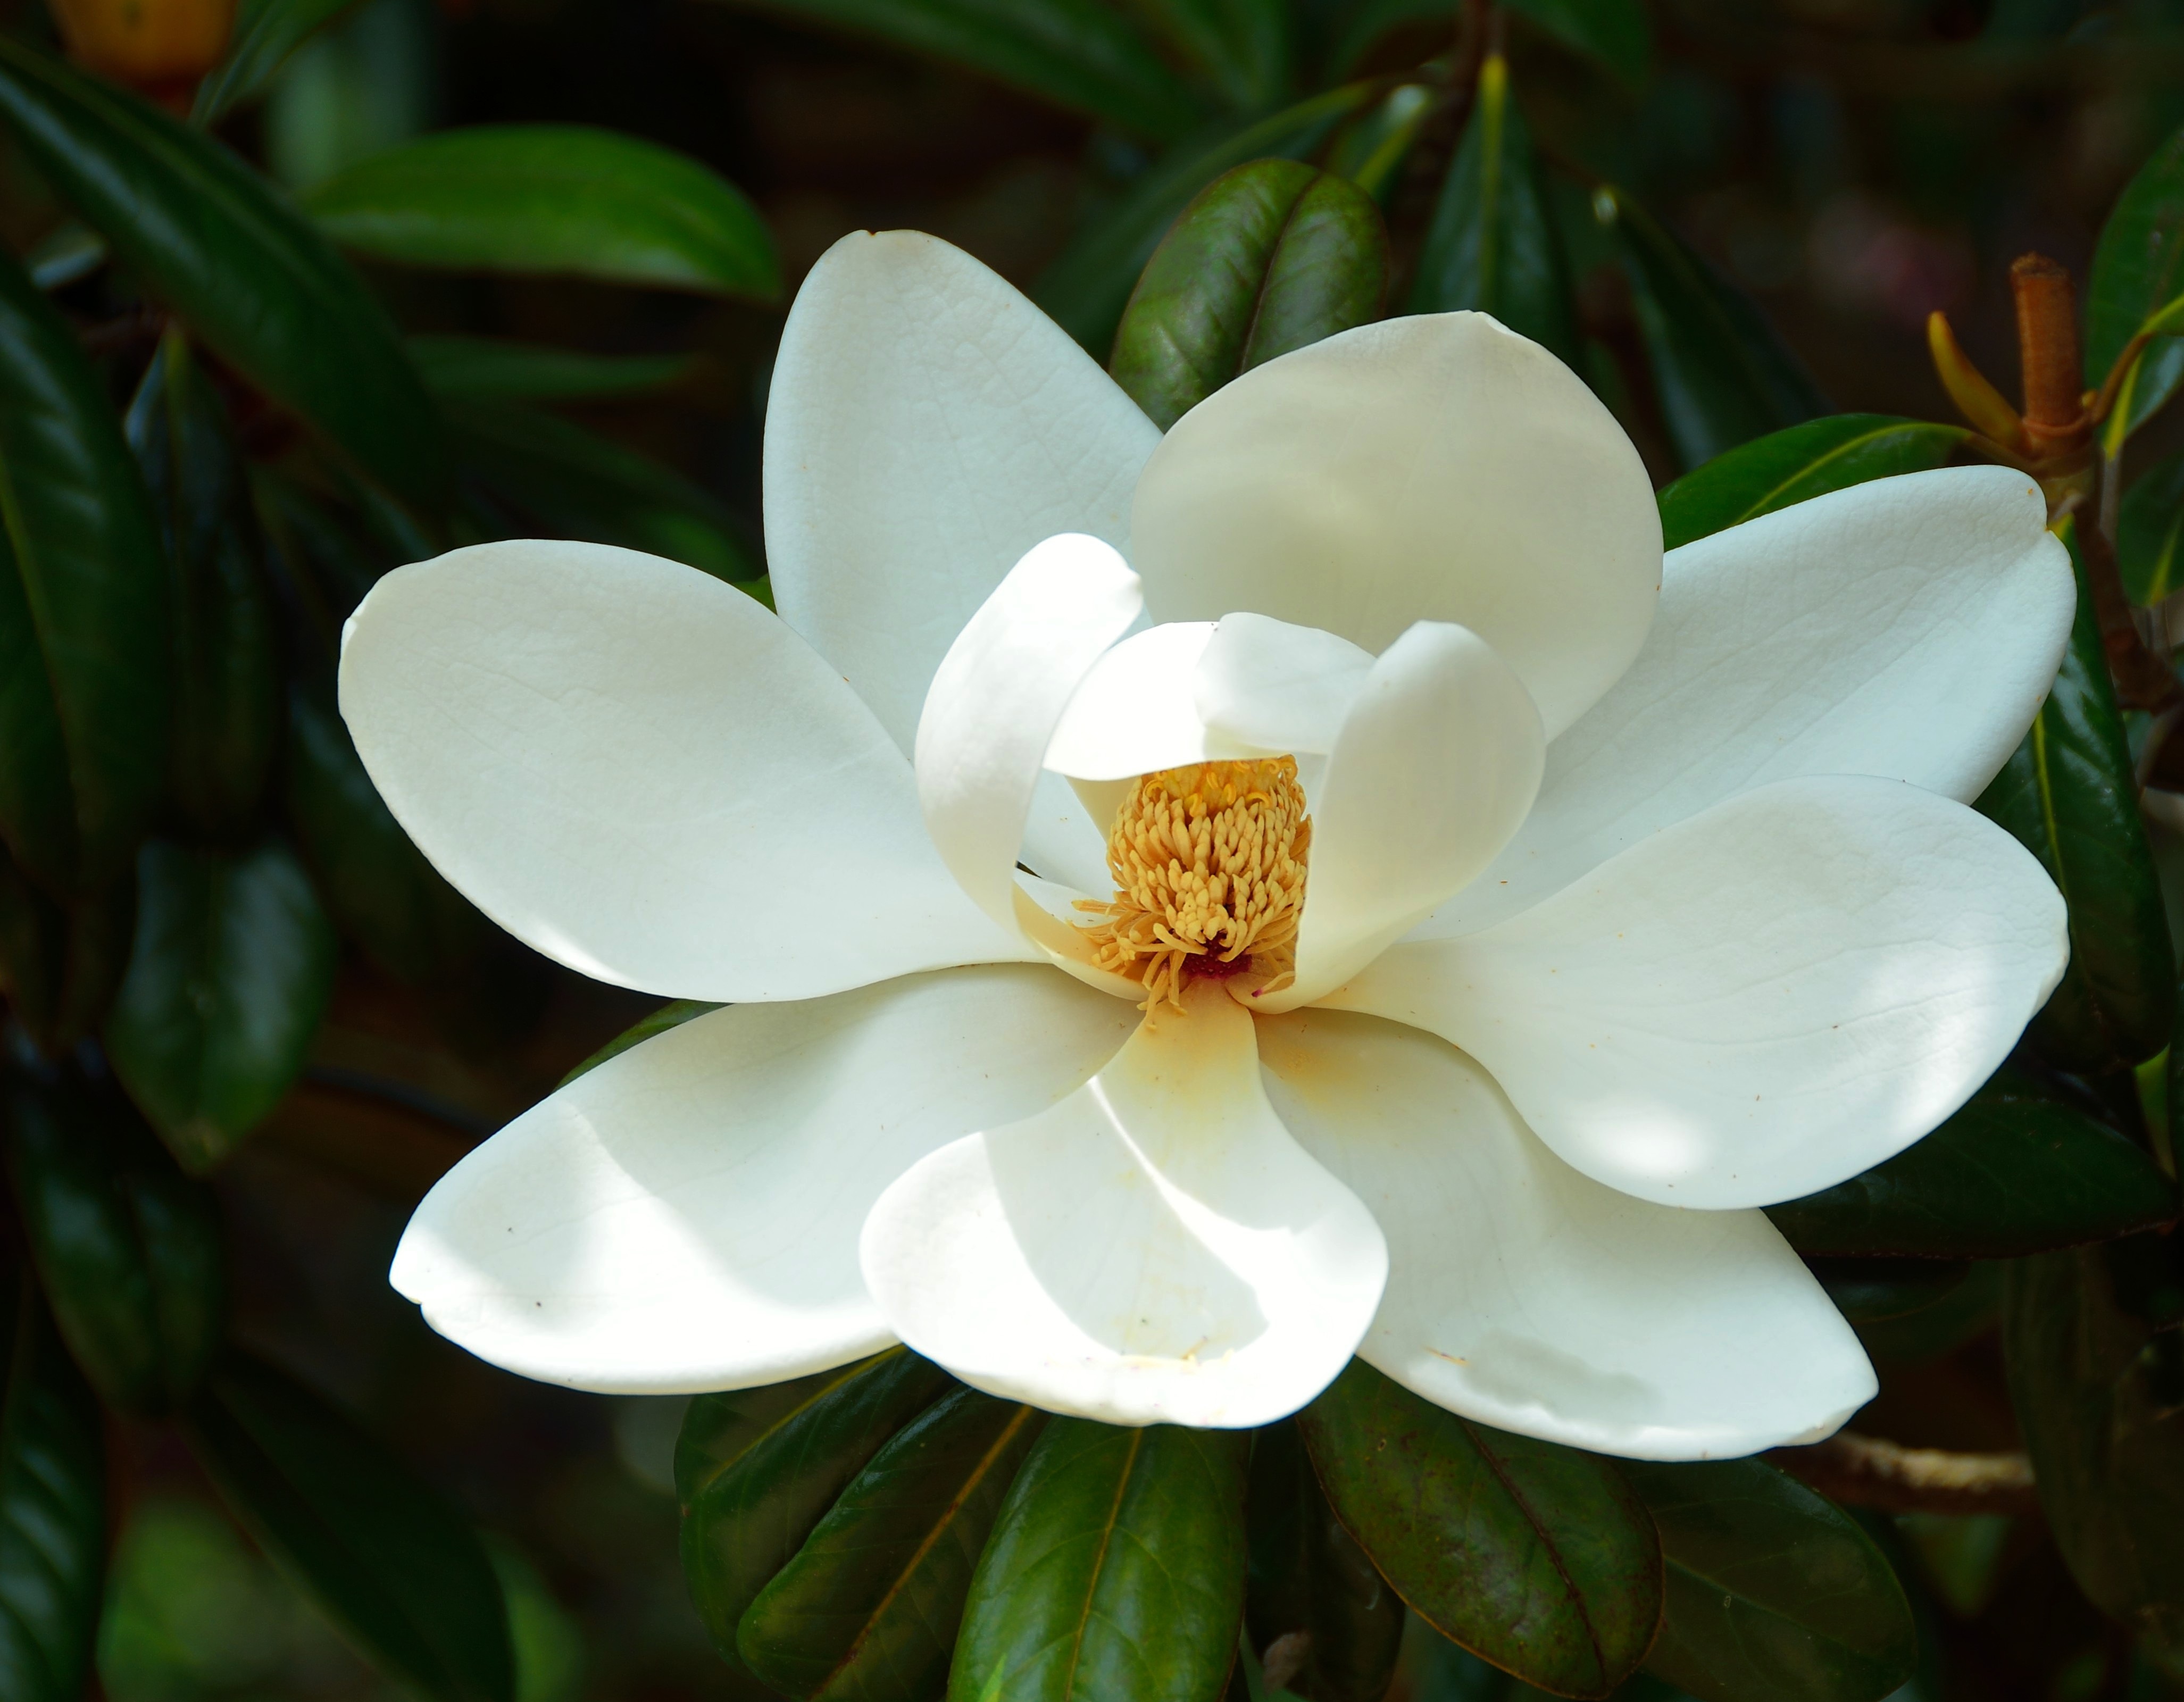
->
1076, 758, 1310, 1009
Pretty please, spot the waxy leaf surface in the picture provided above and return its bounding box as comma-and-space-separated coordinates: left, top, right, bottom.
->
2118, 448, 2184, 604
1622, 1460, 1915, 1702
2089, 120, 2184, 443
1112, 158, 1387, 431
951, 1419, 1250, 1702
1656, 414, 1972, 550
741, 1388, 1044, 1699
193, 0, 368, 123
0, 37, 444, 505
187, 1352, 514, 1702
1298, 1361, 1660, 1698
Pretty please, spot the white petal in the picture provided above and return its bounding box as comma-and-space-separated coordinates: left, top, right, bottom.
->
338, 540, 1031, 1003
1194, 613, 1376, 755
1254, 623, 1544, 1014
1421, 466, 2074, 938
390, 965, 1137, 1394
1045, 622, 1226, 781
1258, 1009, 1874, 1461
1129, 313, 1659, 739
765, 229, 1161, 760
1326, 776, 2069, 1208
916, 535, 1143, 932
860, 983, 1388, 1428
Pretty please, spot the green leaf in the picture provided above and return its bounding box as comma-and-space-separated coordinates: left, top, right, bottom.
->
0, 851, 132, 1055
306, 126, 780, 300
679, 1349, 955, 1667
1407, 53, 1577, 366
1127, 0, 1290, 115
0, 37, 446, 507
1808, 1258, 1973, 1326
192, 0, 370, 126
696, 0, 1202, 141
125, 329, 281, 841
1766, 1068, 2176, 1258
104, 838, 338, 1175
186, 1350, 514, 1702
1656, 414, 1974, 552
447, 398, 761, 586
1621, 1459, 1915, 1702
1244, 1419, 1403, 1702
2003, 1237, 2184, 1633
2, 1071, 224, 1415
2119, 449, 2184, 605
0, 248, 169, 898
284, 678, 496, 988
0, 1267, 106, 1702
740, 1390, 1045, 1698
1595, 185, 1828, 472
1503, 0, 1652, 87
1324, 84, 1435, 207
1975, 527, 2174, 1072
407, 335, 695, 403
1297, 1361, 1661, 1699
559, 999, 719, 1088
2088, 121, 2184, 444
1034, 85, 1380, 355
951, 1420, 1248, 1702
1111, 158, 1387, 430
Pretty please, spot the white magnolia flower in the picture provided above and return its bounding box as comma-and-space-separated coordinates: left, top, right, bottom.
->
342, 231, 2074, 1462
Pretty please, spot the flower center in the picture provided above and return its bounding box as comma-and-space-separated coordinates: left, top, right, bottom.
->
1075, 757, 1311, 1011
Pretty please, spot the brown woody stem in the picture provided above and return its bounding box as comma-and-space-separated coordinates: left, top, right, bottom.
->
2012, 253, 2089, 459
1769, 1430, 2041, 1517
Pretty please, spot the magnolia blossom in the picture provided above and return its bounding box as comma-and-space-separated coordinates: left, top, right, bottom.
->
342, 231, 2074, 1462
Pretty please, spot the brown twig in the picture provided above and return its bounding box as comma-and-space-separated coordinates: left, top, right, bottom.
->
1769, 1430, 2041, 1516
2069, 485, 2184, 712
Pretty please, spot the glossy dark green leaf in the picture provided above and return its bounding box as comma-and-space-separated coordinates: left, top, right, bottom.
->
741, 1389, 1044, 1698
1324, 83, 1435, 207
192, 0, 369, 124
2088, 121, 2184, 443
1298, 1361, 1660, 1699
125, 329, 280, 840
697, 0, 1201, 140
1621, 1459, 1914, 1702
1656, 414, 1974, 552
952, 1418, 1248, 1702
1407, 53, 1577, 366
409, 335, 694, 403
1852, 1260, 2005, 1365
1130, 0, 1289, 115
104, 838, 337, 1175
561, 999, 720, 1089
1035, 85, 1379, 355
1808, 1258, 1972, 1324
2003, 1237, 2184, 1629
1765, 1069, 2176, 1258
0, 247, 168, 898
3, 1071, 224, 1414
186, 1350, 514, 1702
0, 1268, 106, 1702
680, 1348, 955, 1666
284, 679, 496, 988
1595, 185, 1827, 472
2119, 448, 2184, 605
1244, 1419, 1402, 1702
0, 850, 132, 1055
0, 36, 445, 506
1111, 158, 1386, 430
307, 126, 780, 300
448, 398, 761, 587
1975, 531, 2174, 1071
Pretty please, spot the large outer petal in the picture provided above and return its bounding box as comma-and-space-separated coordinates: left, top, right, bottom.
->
860, 983, 1387, 1428
1128, 313, 1660, 739
389, 965, 1137, 1394
1421, 466, 2073, 938
339, 540, 1032, 1003
765, 229, 1161, 888
1326, 777, 2069, 1209
1257, 1009, 1874, 1461
1254, 623, 1544, 1014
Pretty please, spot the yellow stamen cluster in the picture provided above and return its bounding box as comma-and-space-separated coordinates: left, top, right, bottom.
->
1076, 758, 1310, 1011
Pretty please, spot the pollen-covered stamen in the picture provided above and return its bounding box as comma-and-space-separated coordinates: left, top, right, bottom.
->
1076, 758, 1310, 1011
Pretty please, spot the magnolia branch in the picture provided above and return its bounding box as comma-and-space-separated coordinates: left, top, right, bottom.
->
1769, 1431, 2041, 1517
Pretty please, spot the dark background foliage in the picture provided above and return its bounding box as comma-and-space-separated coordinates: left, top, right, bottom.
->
5, 0, 2184, 1699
